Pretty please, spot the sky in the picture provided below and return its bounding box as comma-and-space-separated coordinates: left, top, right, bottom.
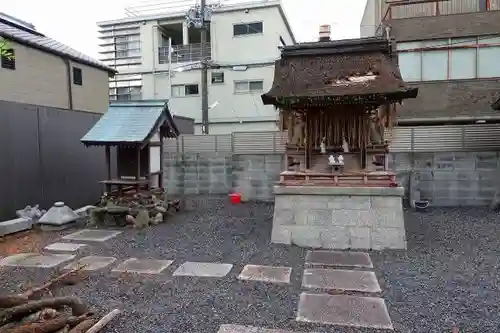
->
1, 0, 366, 59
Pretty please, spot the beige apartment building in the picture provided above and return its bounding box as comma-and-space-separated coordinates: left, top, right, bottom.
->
0, 12, 115, 113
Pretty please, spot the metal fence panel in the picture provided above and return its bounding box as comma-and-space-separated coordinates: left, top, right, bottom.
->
0, 100, 107, 220
413, 125, 463, 152
464, 124, 500, 150
38, 107, 107, 210
233, 131, 287, 154
0, 101, 42, 219
163, 131, 287, 154
388, 124, 500, 152
386, 127, 412, 152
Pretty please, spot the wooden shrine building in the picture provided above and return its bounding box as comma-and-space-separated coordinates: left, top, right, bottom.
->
264, 31, 418, 251
81, 100, 180, 195
261, 36, 418, 186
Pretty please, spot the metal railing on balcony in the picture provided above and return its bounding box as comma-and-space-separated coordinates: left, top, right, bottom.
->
158, 43, 212, 64
376, 0, 500, 36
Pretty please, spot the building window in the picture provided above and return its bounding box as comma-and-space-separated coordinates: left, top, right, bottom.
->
397, 36, 500, 82
234, 80, 264, 93
115, 86, 141, 100
1, 48, 15, 70
115, 35, 140, 58
478, 37, 500, 78
233, 22, 263, 36
211, 72, 224, 84
73, 67, 83, 85
171, 84, 199, 97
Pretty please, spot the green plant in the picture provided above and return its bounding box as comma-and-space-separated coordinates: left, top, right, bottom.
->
0, 37, 14, 59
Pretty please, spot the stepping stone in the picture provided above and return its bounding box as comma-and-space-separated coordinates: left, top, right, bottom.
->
112, 258, 173, 274
305, 251, 373, 268
218, 324, 301, 332
173, 262, 233, 277
238, 265, 292, 284
61, 229, 122, 242
0, 253, 75, 268
44, 242, 88, 252
64, 256, 117, 271
296, 292, 393, 330
302, 268, 381, 293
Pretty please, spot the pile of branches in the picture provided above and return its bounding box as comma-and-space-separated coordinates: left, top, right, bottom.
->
88, 188, 181, 229
0, 267, 120, 333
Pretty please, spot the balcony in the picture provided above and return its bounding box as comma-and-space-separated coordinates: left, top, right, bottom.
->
376, 0, 500, 35
158, 43, 212, 64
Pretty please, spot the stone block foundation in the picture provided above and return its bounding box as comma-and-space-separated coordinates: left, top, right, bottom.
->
272, 186, 406, 250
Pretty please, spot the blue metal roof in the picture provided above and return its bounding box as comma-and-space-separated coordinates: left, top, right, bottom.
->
81, 100, 179, 146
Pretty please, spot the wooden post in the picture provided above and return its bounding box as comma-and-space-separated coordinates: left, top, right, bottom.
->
105, 146, 111, 180
305, 112, 311, 170
159, 128, 164, 189
136, 145, 141, 193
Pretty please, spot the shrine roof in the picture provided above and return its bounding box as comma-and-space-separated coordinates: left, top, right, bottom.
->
81, 100, 180, 147
261, 37, 418, 107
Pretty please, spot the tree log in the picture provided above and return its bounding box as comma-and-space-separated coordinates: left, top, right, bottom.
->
0, 266, 86, 309
0, 297, 87, 326
0, 296, 28, 309
67, 318, 98, 333
21, 266, 86, 300
85, 309, 121, 333
55, 324, 70, 333
6, 314, 89, 333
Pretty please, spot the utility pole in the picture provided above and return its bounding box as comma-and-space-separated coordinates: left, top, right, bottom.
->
185, 1, 212, 134
200, 0, 209, 134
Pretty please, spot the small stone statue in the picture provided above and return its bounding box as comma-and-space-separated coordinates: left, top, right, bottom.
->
328, 154, 344, 166
16, 204, 46, 222
320, 137, 326, 154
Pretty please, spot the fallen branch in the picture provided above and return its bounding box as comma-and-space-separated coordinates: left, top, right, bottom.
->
21, 266, 87, 299
0, 296, 88, 326
0, 266, 87, 309
19, 308, 58, 324
85, 309, 121, 333
67, 318, 98, 333
0, 296, 28, 309
55, 324, 71, 333
7, 314, 89, 333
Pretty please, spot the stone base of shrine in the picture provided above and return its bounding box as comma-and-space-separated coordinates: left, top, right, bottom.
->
272, 185, 406, 250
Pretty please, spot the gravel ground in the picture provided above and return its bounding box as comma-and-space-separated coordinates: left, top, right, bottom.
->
1, 198, 500, 333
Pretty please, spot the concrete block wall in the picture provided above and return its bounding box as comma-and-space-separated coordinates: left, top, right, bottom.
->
163, 153, 284, 201
272, 187, 406, 250
163, 150, 500, 207
232, 154, 283, 201
388, 151, 500, 206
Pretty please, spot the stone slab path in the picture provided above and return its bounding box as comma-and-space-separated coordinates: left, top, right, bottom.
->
297, 250, 392, 330
0, 227, 394, 332
217, 324, 314, 332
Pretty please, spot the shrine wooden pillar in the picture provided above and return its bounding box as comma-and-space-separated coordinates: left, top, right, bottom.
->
305, 112, 311, 170
136, 145, 141, 192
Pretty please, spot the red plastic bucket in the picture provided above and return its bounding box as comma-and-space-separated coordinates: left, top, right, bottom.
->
229, 192, 242, 204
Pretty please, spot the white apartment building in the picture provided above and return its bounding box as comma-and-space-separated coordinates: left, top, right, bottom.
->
97, 0, 296, 134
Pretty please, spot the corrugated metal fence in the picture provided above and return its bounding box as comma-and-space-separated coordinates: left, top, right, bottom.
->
387, 124, 500, 152
164, 131, 288, 154
167, 125, 500, 154
0, 100, 109, 220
